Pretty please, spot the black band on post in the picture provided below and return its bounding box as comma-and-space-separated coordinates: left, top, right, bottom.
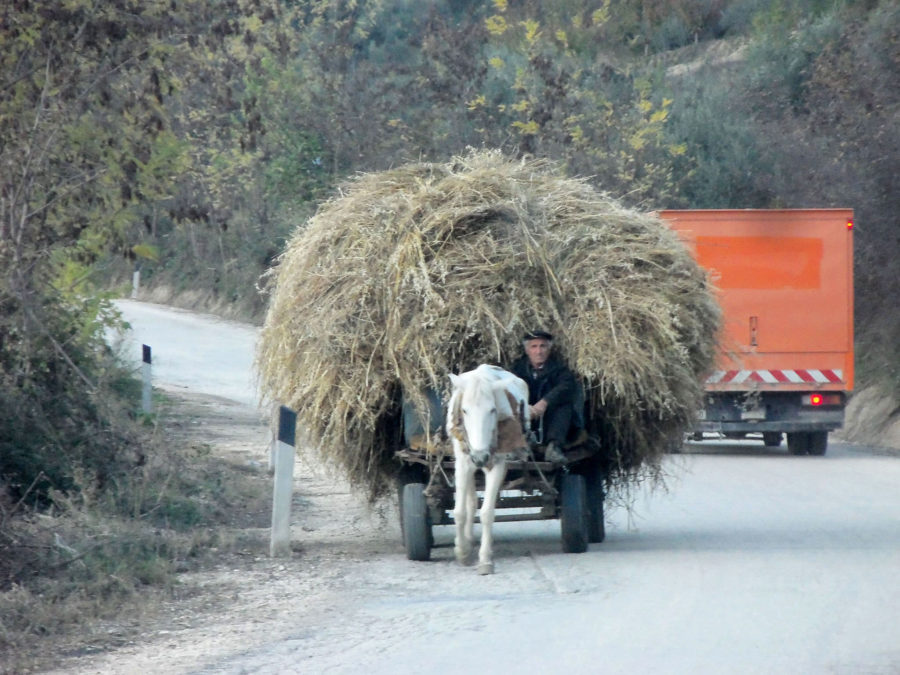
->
278, 406, 296, 447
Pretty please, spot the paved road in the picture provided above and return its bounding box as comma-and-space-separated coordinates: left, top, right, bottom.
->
113, 300, 900, 675
112, 299, 261, 407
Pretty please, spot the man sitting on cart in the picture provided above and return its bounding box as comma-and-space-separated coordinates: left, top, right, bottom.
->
511, 330, 579, 464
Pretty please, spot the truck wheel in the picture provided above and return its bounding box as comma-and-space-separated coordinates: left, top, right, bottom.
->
584, 468, 606, 543
401, 483, 432, 561
763, 432, 782, 447
560, 474, 589, 553
787, 432, 810, 455
807, 431, 828, 456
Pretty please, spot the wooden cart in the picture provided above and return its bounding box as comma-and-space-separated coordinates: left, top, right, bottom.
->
394, 412, 607, 561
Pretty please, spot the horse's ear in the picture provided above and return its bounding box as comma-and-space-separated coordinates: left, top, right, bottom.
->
490, 383, 515, 417
449, 373, 462, 390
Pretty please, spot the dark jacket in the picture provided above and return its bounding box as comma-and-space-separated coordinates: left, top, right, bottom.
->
511, 354, 577, 410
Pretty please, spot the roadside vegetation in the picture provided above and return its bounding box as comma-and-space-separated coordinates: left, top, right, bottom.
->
1, 0, 897, 670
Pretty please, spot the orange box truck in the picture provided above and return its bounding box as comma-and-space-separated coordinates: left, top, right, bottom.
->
659, 209, 854, 455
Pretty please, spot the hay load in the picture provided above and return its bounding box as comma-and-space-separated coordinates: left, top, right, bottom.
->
257, 150, 720, 500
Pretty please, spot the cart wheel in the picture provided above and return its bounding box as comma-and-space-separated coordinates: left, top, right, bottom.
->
560, 474, 589, 553
584, 470, 606, 544
807, 431, 828, 456
787, 432, 810, 455
401, 483, 432, 561
763, 432, 782, 447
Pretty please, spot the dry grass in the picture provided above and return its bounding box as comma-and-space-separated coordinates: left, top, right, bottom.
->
257, 150, 721, 500
0, 392, 274, 673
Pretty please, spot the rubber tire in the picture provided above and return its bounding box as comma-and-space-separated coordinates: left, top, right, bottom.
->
807, 431, 828, 456
763, 432, 782, 447
787, 432, 810, 455
401, 483, 432, 561
560, 474, 589, 553
584, 469, 606, 544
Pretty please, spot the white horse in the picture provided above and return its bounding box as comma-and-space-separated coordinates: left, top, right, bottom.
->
447, 364, 530, 575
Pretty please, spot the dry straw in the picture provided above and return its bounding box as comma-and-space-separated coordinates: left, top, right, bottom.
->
257, 150, 720, 500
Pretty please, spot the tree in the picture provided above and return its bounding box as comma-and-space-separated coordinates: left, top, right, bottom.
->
466, 2, 685, 206
0, 0, 206, 497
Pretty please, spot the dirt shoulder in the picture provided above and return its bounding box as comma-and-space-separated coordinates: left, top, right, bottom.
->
40, 389, 399, 675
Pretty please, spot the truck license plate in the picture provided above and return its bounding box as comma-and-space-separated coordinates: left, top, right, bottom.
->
741, 406, 766, 421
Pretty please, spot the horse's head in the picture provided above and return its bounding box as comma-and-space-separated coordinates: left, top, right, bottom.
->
449, 372, 498, 469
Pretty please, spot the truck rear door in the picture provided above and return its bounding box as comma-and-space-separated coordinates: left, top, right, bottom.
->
659, 209, 854, 392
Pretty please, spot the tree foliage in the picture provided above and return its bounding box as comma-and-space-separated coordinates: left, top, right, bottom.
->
2, 0, 898, 508
1, 0, 196, 498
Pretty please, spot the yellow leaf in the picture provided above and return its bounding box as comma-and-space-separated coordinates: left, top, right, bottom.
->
493, 0, 507, 11
485, 15, 507, 35
592, 1, 611, 26
467, 94, 486, 111
489, 57, 505, 70
629, 130, 648, 150
512, 120, 539, 135
132, 244, 160, 262
514, 67, 527, 90
522, 19, 540, 44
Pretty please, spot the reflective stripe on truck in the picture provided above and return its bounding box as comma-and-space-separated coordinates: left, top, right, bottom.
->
707, 369, 845, 384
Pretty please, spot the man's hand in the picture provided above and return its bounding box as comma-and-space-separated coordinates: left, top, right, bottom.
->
530, 399, 548, 418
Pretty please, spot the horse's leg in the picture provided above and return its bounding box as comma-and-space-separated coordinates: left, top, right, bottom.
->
464, 468, 477, 547
477, 459, 507, 575
453, 452, 474, 565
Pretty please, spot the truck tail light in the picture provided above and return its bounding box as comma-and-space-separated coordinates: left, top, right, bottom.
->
802, 393, 842, 407
846, 219, 853, 230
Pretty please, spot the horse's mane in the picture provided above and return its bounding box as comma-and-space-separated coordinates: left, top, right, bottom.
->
464, 372, 495, 401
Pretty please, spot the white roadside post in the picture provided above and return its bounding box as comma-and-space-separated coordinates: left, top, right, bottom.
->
131, 264, 141, 299
268, 405, 278, 475
270, 405, 296, 557
141, 344, 152, 414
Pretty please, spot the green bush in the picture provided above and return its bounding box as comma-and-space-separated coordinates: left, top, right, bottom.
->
0, 293, 143, 505
665, 78, 774, 208
745, 3, 844, 109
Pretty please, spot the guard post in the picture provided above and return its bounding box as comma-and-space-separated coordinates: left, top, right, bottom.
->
270, 405, 296, 557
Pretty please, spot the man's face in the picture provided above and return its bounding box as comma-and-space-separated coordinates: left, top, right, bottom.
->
525, 338, 551, 368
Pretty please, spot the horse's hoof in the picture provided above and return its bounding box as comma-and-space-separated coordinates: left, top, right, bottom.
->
456, 551, 474, 566
477, 562, 494, 575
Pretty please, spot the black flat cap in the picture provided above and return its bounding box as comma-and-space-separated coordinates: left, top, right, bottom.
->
523, 330, 553, 341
